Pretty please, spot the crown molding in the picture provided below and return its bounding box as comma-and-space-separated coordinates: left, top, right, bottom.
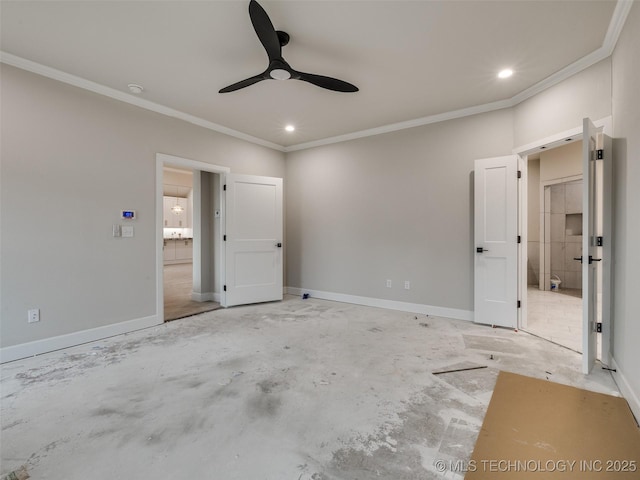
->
603, 0, 635, 55
0, 52, 285, 152
1, 0, 632, 154
284, 98, 513, 152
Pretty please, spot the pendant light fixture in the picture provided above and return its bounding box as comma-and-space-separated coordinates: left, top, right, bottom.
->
171, 198, 183, 214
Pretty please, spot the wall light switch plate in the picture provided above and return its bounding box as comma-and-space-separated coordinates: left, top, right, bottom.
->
122, 226, 134, 238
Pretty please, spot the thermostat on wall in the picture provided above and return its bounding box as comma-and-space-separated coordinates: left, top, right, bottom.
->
121, 210, 136, 220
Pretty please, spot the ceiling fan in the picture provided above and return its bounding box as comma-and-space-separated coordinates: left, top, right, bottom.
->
219, 0, 358, 94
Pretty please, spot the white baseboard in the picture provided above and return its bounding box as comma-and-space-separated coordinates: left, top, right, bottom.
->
285, 287, 473, 321
191, 291, 220, 303
611, 357, 640, 425
0, 314, 162, 363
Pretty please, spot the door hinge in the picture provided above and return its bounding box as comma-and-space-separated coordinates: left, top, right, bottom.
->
597, 149, 604, 160
223, 234, 226, 241
596, 322, 602, 333
224, 285, 227, 292
517, 235, 521, 244
517, 170, 522, 179
223, 184, 227, 191
517, 300, 521, 308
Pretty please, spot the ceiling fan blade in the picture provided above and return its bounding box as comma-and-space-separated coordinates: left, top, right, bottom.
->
249, 0, 281, 62
296, 71, 359, 93
219, 74, 265, 93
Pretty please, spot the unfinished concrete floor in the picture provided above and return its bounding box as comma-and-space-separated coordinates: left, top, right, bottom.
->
1, 295, 620, 479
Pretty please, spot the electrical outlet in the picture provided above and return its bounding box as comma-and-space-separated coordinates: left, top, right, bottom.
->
404, 281, 411, 290
386, 279, 392, 288
28, 308, 40, 323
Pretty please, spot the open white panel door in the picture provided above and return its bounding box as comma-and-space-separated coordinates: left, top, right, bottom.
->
223, 174, 283, 307
474, 155, 519, 328
582, 118, 611, 373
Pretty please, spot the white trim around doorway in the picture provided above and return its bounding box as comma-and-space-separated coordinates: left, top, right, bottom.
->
514, 116, 612, 366
156, 153, 230, 322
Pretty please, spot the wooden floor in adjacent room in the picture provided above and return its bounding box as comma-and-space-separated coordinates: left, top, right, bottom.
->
163, 263, 220, 321
1, 296, 623, 480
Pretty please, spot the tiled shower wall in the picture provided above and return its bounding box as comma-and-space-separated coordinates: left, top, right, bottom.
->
544, 180, 583, 291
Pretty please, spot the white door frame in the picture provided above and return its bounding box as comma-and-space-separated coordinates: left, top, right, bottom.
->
514, 116, 612, 364
539, 174, 583, 292
155, 153, 230, 321
517, 155, 527, 330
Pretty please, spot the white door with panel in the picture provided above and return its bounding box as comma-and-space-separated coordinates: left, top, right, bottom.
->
474, 155, 519, 328
582, 118, 612, 373
223, 174, 283, 307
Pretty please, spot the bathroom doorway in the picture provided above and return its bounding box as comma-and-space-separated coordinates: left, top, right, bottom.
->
525, 142, 583, 352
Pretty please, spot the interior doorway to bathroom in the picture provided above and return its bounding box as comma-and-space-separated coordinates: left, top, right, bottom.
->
525, 142, 584, 352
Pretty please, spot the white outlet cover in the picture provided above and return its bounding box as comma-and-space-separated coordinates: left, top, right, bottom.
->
122, 226, 134, 237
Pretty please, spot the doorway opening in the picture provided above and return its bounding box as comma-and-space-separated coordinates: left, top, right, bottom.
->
524, 143, 584, 352
162, 167, 221, 321
157, 154, 230, 322
517, 117, 612, 374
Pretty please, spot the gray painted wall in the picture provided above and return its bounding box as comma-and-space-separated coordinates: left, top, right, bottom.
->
284, 60, 614, 316
286, 109, 514, 312
611, 2, 640, 408
0, 65, 285, 348
513, 58, 612, 148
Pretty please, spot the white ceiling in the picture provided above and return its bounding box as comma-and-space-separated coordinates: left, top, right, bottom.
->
0, 1, 623, 150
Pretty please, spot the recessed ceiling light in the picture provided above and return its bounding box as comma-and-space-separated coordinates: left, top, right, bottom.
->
128, 83, 144, 94
498, 69, 513, 79
285, 125, 295, 132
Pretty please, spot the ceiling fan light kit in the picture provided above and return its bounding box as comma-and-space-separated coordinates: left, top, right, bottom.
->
219, 0, 358, 94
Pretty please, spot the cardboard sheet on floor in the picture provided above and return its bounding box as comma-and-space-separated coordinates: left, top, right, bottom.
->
466, 371, 640, 479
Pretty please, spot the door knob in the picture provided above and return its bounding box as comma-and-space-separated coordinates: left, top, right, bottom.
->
276, 243, 282, 248
573, 256, 583, 263
476, 247, 489, 253
589, 256, 602, 264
